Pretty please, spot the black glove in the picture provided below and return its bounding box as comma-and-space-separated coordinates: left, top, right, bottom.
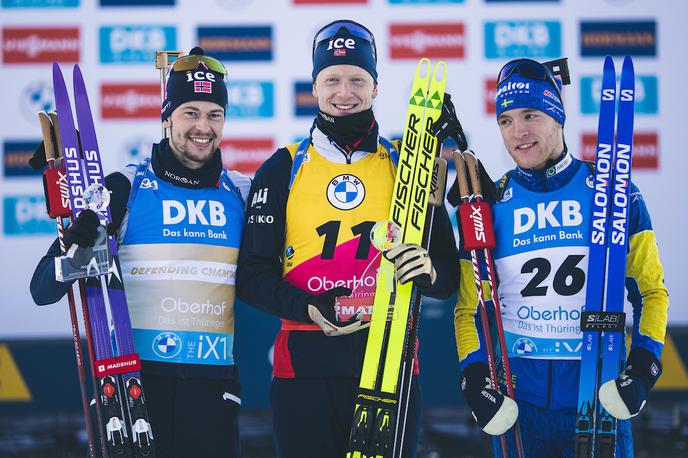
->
447, 156, 497, 207
599, 347, 663, 419
29, 141, 48, 170
431, 93, 468, 152
461, 362, 518, 436
306, 287, 369, 336
384, 244, 436, 288
63, 209, 101, 249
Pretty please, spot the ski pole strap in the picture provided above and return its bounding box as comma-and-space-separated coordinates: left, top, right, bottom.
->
580, 311, 626, 333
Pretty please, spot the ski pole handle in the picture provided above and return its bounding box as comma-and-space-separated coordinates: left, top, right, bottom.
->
464, 150, 482, 199
452, 150, 470, 201
48, 111, 64, 160
38, 112, 58, 161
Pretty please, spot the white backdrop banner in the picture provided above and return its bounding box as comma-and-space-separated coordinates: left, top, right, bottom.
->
1, 0, 685, 337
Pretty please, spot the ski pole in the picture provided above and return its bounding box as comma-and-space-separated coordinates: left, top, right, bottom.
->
155, 50, 184, 139
464, 151, 525, 458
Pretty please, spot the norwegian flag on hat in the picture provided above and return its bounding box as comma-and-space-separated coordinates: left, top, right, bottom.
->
334, 48, 346, 57
194, 80, 212, 94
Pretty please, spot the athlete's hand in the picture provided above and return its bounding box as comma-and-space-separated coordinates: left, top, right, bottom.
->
384, 244, 436, 287
461, 362, 518, 436
430, 93, 468, 152
447, 156, 496, 207
63, 209, 101, 249
599, 347, 662, 419
306, 287, 370, 337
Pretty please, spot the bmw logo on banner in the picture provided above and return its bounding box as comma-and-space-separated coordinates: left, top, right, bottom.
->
326, 174, 366, 210
153, 332, 182, 359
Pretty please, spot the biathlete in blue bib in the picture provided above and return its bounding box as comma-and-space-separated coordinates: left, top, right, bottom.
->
30, 47, 250, 457
452, 58, 669, 458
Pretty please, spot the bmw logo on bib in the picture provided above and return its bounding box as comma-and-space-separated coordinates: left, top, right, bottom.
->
153, 332, 182, 359
327, 174, 366, 210
513, 337, 536, 356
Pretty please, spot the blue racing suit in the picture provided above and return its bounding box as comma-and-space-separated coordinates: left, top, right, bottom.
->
454, 151, 669, 457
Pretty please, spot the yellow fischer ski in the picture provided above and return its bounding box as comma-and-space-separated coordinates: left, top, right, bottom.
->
347, 58, 447, 458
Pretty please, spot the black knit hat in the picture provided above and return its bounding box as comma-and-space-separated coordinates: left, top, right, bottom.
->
312, 20, 377, 83
161, 47, 228, 121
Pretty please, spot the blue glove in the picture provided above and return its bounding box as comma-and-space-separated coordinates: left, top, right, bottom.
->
461, 362, 518, 436
599, 347, 662, 419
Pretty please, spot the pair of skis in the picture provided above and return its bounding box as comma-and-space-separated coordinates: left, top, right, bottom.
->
38, 63, 155, 457
575, 55, 636, 458
346, 58, 447, 458
453, 151, 524, 458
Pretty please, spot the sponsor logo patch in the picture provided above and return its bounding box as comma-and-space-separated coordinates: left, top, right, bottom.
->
227, 80, 274, 118
580, 20, 656, 56
100, 0, 175, 5
220, 137, 274, 176
294, 81, 318, 117
326, 174, 366, 210
580, 75, 657, 115
484, 20, 561, 59
2, 26, 79, 63
197, 26, 272, 61
99, 25, 176, 63
581, 132, 659, 170
3, 140, 42, 177
101, 83, 160, 119
389, 23, 465, 59
3, 195, 54, 235
2, 0, 79, 6
152, 332, 182, 359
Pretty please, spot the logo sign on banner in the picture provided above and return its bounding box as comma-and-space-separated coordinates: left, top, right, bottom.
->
197, 26, 272, 61
580, 75, 657, 115
3, 196, 54, 235
484, 21, 561, 59
100, 25, 176, 63
1, 0, 78, 6
101, 83, 160, 119
100, 0, 175, 5
294, 81, 318, 117
220, 138, 274, 176
20, 80, 54, 123
389, 0, 464, 4
580, 21, 656, 56
2, 27, 79, 63
4, 141, 42, 177
484, 77, 498, 115
581, 132, 659, 170
227, 81, 274, 118
485, 0, 558, 2
293, 0, 367, 3
389, 23, 465, 59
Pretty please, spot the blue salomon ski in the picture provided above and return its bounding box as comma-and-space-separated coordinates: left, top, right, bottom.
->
575, 56, 635, 458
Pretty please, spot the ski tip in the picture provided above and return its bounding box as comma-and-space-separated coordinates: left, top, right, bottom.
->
603, 55, 615, 72
416, 58, 431, 77
622, 55, 634, 71
432, 61, 448, 83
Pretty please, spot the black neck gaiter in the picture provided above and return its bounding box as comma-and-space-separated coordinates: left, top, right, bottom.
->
315, 108, 378, 153
152, 138, 222, 189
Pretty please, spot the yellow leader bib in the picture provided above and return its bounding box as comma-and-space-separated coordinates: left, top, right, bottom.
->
282, 140, 397, 330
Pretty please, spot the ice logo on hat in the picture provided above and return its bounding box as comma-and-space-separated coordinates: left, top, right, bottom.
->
153, 332, 182, 359
327, 174, 365, 210
327, 37, 357, 58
